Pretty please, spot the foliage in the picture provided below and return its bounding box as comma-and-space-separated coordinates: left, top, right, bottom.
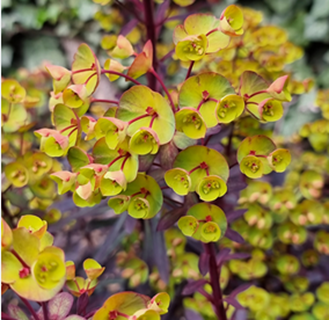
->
2, 1, 329, 320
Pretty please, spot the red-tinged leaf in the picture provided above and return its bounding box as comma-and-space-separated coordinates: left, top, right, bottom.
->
48, 292, 74, 319
157, 207, 186, 231
77, 292, 89, 315
198, 252, 210, 276
266, 75, 291, 102
226, 209, 248, 223
159, 141, 179, 170
224, 297, 244, 309
138, 154, 156, 172
225, 228, 245, 244
216, 248, 231, 266
182, 279, 208, 295
229, 283, 253, 298
8, 304, 29, 320
127, 40, 153, 79
185, 309, 204, 320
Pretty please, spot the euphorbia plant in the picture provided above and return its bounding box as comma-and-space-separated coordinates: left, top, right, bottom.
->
2, 1, 329, 320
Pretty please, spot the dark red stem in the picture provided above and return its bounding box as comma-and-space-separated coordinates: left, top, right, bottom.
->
107, 155, 125, 168
185, 61, 195, 80
143, 0, 157, 90
149, 114, 158, 128
12, 250, 29, 269
68, 127, 78, 137
247, 90, 268, 99
150, 68, 176, 112
189, 165, 201, 174
59, 124, 76, 134
72, 68, 94, 74
197, 100, 204, 111
246, 101, 258, 106
128, 113, 150, 125
20, 298, 41, 320
84, 72, 97, 85
101, 70, 142, 86
204, 243, 227, 320
206, 28, 218, 36
91, 98, 119, 105
42, 302, 49, 320
120, 155, 130, 170
159, 49, 175, 62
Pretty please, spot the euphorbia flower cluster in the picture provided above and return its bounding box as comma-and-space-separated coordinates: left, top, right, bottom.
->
2, 0, 329, 320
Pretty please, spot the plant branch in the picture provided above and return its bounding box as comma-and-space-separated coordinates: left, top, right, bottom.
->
101, 70, 142, 86
204, 243, 227, 320
42, 303, 49, 320
160, 49, 175, 62
185, 61, 195, 80
72, 110, 82, 146
115, 0, 144, 23
91, 98, 119, 105
150, 68, 176, 112
143, 0, 157, 90
247, 90, 267, 99
20, 298, 41, 320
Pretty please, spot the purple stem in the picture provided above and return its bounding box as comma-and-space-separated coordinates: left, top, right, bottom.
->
143, 0, 157, 90
101, 70, 142, 86
42, 303, 49, 320
185, 61, 195, 80
20, 298, 41, 320
204, 243, 227, 320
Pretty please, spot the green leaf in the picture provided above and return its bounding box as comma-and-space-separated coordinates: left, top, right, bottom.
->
53, 104, 76, 131
219, 5, 244, 37
93, 292, 150, 320
45, 64, 71, 95
108, 195, 131, 214
164, 168, 191, 196
240, 155, 264, 179
4, 162, 29, 187
122, 173, 163, 219
178, 72, 235, 128
129, 128, 160, 155
50, 171, 77, 195
267, 148, 291, 172
196, 175, 227, 201
173, 145, 229, 191
71, 43, 101, 95
216, 94, 245, 123
117, 85, 175, 145
175, 108, 207, 139
176, 35, 208, 61
83, 258, 105, 280
100, 171, 127, 196
67, 146, 91, 172
1, 79, 26, 103
178, 216, 199, 237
